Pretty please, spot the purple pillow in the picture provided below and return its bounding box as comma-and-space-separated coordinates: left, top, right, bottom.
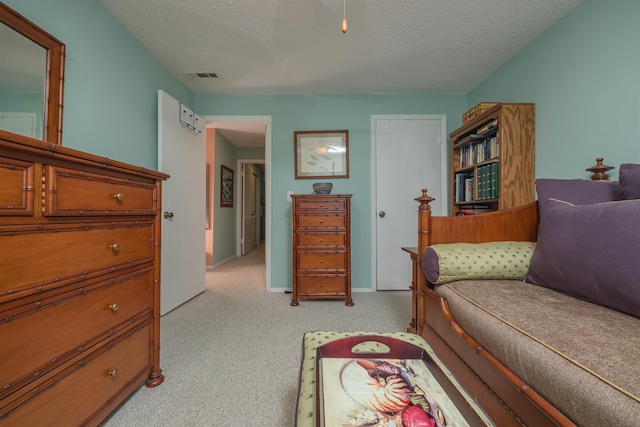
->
535, 179, 622, 210
619, 163, 640, 200
526, 199, 640, 318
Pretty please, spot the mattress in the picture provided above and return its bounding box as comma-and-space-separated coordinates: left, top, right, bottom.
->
436, 280, 640, 427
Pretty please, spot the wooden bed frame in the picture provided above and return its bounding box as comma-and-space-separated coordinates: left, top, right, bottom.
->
414, 189, 576, 426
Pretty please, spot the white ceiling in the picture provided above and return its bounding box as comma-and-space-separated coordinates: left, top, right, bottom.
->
209, 121, 267, 148
100, 0, 583, 146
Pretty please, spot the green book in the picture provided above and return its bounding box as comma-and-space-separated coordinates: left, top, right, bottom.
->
491, 163, 499, 199
479, 165, 486, 200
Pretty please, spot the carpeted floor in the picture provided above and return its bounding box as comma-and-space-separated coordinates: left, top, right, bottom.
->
101, 243, 411, 426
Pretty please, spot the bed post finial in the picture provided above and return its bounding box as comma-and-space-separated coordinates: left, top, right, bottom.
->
415, 188, 435, 210
586, 157, 614, 181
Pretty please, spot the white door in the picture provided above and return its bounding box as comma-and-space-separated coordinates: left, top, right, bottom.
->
253, 173, 262, 247
242, 165, 258, 255
373, 115, 446, 291
158, 90, 206, 314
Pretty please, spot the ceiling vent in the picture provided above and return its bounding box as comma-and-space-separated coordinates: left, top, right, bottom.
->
185, 72, 220, 79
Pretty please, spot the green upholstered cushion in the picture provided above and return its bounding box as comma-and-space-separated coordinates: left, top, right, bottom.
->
422, 241, 536, 285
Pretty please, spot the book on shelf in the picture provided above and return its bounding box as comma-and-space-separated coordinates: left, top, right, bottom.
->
458, 136, 499, 168
458, 204, 493, 215
477, 119, 499, 135
454, 133, 484, 148
491, 162, 499, 199
459, 204, 492, 209
465, 178, 474, 202
474, 163, 499, 200
478, 164, 487, 200
458, 207, 494, 215
454, 172, 473, 203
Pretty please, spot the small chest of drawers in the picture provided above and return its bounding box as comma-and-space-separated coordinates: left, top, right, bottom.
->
290, 194, 353, 306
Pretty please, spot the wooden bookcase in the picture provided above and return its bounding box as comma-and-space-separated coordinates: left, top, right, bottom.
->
450, 103, 535, 216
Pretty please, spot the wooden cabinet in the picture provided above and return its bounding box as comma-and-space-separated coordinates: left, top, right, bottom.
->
0, 132, 168, 426
290, 194, 353, 306
450, 103, 535, 216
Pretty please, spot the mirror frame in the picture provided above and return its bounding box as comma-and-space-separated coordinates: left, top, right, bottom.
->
0, 2, 65, 145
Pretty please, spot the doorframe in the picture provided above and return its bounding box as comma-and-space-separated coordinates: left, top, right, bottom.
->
201, 115, 272, 291
238, 159, 265, 256
370, 114, 448, 291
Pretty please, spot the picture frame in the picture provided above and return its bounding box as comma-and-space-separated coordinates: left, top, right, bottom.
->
220, 165, 234, 207
294, 130, 349, 179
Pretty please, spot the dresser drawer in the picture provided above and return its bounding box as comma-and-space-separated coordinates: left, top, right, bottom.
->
42, 166, 157, 216
1, 222, 153, 296
1, 322, 152, 426
0, 157, 35, 216
297, 251, 347, 271
296, 232, 346, 248
0, 269, 153, 392
297, 275, 347, 294
295, 197, 347, 211
296, 214, 347, 230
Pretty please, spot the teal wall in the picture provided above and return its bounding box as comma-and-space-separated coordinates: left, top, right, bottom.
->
469, 0, 640, 178
0, 92, 43, 139
5, 0, 193, 170
196, 94, 466, 289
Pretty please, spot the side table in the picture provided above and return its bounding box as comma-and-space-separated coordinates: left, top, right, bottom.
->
402, 246, 426, 335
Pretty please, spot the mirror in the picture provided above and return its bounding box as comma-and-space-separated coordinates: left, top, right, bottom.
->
0, 2, 65, 145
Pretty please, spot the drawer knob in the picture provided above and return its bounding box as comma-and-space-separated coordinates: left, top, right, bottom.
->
320, 283, 324, 287
109, 303, 120, 312
110, 243, 120, 252
319, 219, 324, 224
319, 203, 324, 207
108, 369, 119, 379
114, 193, 125, 201
320, 259, 324, 264
319, 238, 324, 242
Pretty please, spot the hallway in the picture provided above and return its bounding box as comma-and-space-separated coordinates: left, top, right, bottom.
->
207, 243, 266, 290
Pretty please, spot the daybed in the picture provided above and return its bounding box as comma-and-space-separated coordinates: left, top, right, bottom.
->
413, 166, 640, 426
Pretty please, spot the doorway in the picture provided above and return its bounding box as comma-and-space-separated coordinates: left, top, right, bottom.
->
239, 160, 265, 256
203, 115, 272, 290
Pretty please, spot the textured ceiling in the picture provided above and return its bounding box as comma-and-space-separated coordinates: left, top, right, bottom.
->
101, 0, 582, 96
99, 0, 582, 147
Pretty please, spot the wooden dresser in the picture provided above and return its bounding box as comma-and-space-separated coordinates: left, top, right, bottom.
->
0, 132, 168, 426
290, 194, 353, 306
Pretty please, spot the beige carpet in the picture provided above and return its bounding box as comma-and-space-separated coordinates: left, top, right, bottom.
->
101, 243, 411, 426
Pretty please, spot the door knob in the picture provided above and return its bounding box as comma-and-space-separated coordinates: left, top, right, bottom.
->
164, 211, 174, 219
378, 211, 386, 218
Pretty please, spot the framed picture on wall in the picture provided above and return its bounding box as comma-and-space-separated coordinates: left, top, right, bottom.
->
294, 130, 349, 179
220, 165, 234, 207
